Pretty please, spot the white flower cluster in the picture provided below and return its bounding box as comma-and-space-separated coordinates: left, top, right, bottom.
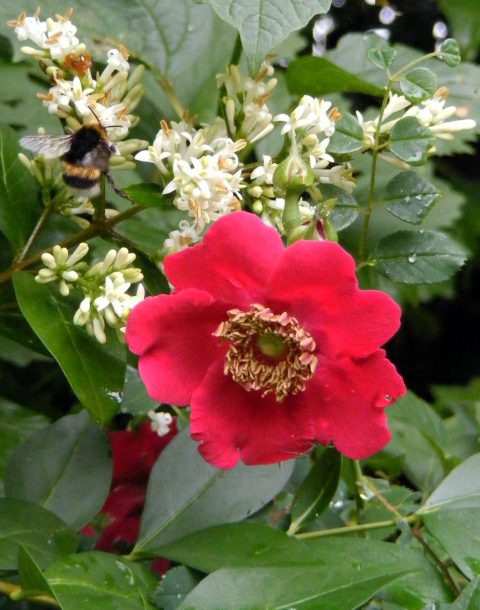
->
136, 119, 245, 250
357, 88, 476, 149
35, 244, 145, 344
218, 63, 277, 143
9, 9, 146, 161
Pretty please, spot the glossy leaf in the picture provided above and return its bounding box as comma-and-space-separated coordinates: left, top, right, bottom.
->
152, 567, 201, 610
133, 427, 294, 555
0, 399, 48, 479
18, 546, 55, 598
321, 184, 360, 232
422, 452, 480, 511
287, 56, 384, 97
0, 126, 38, 251
328, 112, 365, 154
382, 170, 440, 224
124, 183, 169, 208
199, 0, 332, 75
371, 230, 467, 284
388, 117, 434, 165
43, 552, 158, 610
439, 38, 462, 67
121, 365, 158, 416
13, 272, 126, 425
5, 411, 112, 530
289, 447, 341, 534
367, 46, 396, 70
399, 67, 437, 104
0, 498, 78, 570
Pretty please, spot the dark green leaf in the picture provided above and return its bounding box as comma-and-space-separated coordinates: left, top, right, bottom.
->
152, 567, 201, 610
18, 546, 54, 598
199, 0, 332, 75
13, 272, 126, 425
399, 67, 437, 104
438, 37, 462, 67
367, 46, 396, 70
43, 552, 157, 610
422, 452, 480, 511
289, 447, 341, 534
388, 117, 434, 165
371, 230, 467, 284
5, 411, 112, 530
328, 112, 365, 154
0, 399, 48, 480
382, 170, 440, 224
124, 183, 169, 208
439, 578, 480, 610
321, 184, 359, 232
121, 365, 158, 416
0, 126, 38, 251
133, 428, 294, 555
439, 1, 480, 60
287, 56, 384, 97
0, 498, 78, 570
0, 310, 50, 356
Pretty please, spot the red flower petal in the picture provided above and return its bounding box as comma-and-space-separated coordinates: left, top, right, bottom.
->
126, 289, 228, 405
306, 351, 406, 459
164, 212, 285, 307
266, 240, 401, 358
110, 423, 177, 485
190, 361, 314, 469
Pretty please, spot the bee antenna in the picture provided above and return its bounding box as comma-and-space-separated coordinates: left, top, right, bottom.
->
88, 105, 103, 126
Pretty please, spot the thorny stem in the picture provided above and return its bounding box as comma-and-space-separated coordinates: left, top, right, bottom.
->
412, 527, 461, 596
358, 50, 440, 263
0, 204, 144, 286
0, 581, 59, 608
16, 200, 56, 264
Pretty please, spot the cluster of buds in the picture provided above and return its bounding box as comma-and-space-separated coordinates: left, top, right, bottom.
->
8, 9, 147, 168
35, 244, 145, 344
217, 62, 277, 143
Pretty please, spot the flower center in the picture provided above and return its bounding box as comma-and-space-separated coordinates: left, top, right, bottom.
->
213, 304, 317, 401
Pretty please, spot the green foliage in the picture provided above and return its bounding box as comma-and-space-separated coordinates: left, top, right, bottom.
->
399, 67, 438, 104
388, 117, 434, 166
382, 170, 440, 224
328, 112, 365, 154
439, 0, 480, 61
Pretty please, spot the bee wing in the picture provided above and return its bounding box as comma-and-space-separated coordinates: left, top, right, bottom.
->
20, 134, 73, 159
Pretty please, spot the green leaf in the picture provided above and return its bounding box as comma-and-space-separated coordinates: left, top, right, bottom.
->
371, 230, 467, 284
0, 498, 78, 570
399, 67, 438, 104
328, 112, 365, 154
43, 552, 158, 610
382, 170, 440, 224
124, 183, 169, 208
121, 365, 158, 416
152, 567, 201, 610
199, 0, 332, 75
381, 392, 448, 493
4, 411, 112, 530
422, 452, 480, 512
0, 125, 38, 251
321, 184, 359, 232
367, 46, 396, 70
18, 546, 55, 598
13, 272, 126, 425
289, 447, 341, 534
0, 399, 48, 480
133, 427, 294, 555
287, 56, 385, 97
439, 0, 480, 60
388, 117, 434, 165
440, 578, 480, 610
437, 37, 464, 68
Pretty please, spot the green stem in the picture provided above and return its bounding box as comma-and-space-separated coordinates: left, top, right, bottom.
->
282, 190, 303, 238
16, 200, 56, 263
0, 204, 144, 286
411, 527, 460, 596
351, 459, 365, 516
158, 76, 185, 120
295, 513, 418, 540
390, 51, 439, 82
93, 175, 106, 222
0, 581, 59, 607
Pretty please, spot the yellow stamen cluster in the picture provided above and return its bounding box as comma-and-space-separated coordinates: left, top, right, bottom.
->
213, 304, 318, 402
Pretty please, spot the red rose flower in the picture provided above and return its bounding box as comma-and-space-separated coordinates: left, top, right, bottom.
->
126, 212, 406, 468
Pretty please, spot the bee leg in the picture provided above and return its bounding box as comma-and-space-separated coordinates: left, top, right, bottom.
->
105, 171, 133, 202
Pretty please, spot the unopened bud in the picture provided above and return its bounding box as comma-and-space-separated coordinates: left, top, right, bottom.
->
273, 143, 315, 191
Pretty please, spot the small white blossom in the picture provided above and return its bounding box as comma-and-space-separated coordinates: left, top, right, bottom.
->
148, 410, 173, 436
163, 220, 200, 254
275, 96, 337, 138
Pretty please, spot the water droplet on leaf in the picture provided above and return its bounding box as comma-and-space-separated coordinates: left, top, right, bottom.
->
408, 253, 417, 263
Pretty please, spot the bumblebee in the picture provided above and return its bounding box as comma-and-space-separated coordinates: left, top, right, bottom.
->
20, 123, 130, 200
